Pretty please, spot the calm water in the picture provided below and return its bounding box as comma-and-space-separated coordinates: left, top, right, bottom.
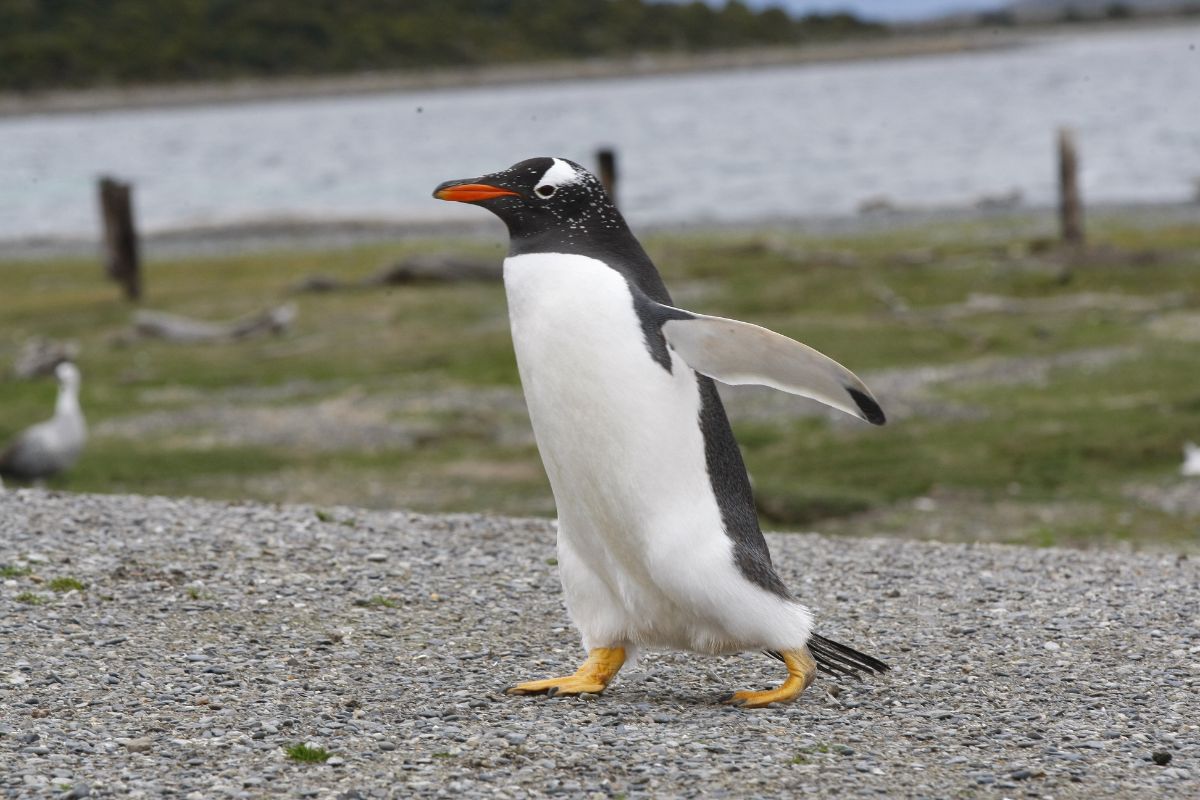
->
1, 24, 1198, 241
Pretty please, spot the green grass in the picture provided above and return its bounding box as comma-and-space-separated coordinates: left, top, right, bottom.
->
3, 217, 1199, 547
47, 577, 87, 592
792, 743, 840, 762
0, 565, 33, 578
284, 743, 331, 763
15, 592, 46, 605
354, 596, 399, 609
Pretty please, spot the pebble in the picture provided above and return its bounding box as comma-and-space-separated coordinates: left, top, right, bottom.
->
1, 490, 1197, 798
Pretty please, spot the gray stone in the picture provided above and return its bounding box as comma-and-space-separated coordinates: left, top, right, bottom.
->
123, 737, 153, 753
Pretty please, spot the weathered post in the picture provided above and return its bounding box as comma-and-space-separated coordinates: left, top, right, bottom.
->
1057, 128, 1084, 247
597, 148, 618, 206
98, 176, 141, 301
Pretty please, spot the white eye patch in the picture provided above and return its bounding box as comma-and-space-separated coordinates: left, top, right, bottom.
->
534, 158, 582, 199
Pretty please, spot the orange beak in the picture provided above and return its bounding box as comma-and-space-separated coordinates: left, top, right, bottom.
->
434, 183, 520, 203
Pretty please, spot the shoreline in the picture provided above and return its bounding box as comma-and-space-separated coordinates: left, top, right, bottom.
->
0, 30, 1025, 119
3, 201, 1198, 262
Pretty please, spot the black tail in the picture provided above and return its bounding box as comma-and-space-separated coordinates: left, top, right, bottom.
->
766, 634, 890, 680
808, 633, 890, 679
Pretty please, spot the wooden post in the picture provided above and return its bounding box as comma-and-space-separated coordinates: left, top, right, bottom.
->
98, 176, 141, 301
1057, 128, 1084, 247
597, 148, 618, 206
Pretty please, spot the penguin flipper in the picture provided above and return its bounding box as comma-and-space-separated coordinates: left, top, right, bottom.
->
659, 312, 885, 425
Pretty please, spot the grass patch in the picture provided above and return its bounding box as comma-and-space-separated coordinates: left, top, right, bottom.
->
47, 577, 87, 593
284, 743, 331, 763
15, 592, 46, 605
793, 742, 833, 762
353, 596, 398, 609
0, 565, 32, 578
4, 220, 1199, 546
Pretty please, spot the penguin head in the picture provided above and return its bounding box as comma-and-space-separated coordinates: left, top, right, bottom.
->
434, 157, 619, 238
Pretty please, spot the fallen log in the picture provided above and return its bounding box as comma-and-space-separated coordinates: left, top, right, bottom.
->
292, 253, 501, 293
129, 304, 296, 344
364, 253, 502, 285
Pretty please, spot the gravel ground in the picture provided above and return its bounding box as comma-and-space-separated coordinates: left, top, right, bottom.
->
1, 490, 1197, 799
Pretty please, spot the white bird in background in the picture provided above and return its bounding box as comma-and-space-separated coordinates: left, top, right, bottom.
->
0, 362, 88, 485
1182, 443, 1200, 478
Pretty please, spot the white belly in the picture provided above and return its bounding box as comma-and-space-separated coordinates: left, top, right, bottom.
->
504, 252, 811, 655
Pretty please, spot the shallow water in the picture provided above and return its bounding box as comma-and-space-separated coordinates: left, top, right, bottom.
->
1, 24, 1197, 241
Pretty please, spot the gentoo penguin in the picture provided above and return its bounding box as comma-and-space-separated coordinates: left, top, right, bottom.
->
0, 362, 87, 484
434, 158, 888, 707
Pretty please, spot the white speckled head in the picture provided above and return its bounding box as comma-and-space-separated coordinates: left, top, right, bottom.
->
533, 158, 584, 199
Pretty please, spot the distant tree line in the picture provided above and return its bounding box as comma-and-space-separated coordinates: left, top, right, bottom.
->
980, 0, 1200, 25
0, 0, 884, 92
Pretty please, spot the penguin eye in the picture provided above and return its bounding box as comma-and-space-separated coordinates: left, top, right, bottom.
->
535, 184, 556, 199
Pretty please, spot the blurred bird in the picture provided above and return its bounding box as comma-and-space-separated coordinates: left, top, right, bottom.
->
0, 362, 87, 485
1183, 443, 1200, 477
434, 157, 888, 707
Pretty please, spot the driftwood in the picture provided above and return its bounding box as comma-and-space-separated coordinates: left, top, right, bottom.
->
12, 337, 80, 378
367, 253, 502, 285
1058, 127, 1085, 247
129, 304, 296, 344
857, 195, 898, 215
974, 189, 1023, 210
98, 176, 141, 301
292, 253, 501, 293
597, 148, 618, 205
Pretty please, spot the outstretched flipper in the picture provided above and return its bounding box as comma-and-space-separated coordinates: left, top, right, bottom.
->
658, 310, 885, 426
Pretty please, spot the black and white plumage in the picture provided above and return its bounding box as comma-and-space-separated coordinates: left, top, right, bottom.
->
434, 157, 888, 704
0, 362, 87, 484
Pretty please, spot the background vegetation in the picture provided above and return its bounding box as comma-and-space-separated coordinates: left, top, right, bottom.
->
0, 0, 881, 92
3, 217, 1198, 548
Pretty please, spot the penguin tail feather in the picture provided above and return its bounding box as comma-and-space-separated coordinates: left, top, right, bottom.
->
808, 633, 890, 679
766, 634, 890, 680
